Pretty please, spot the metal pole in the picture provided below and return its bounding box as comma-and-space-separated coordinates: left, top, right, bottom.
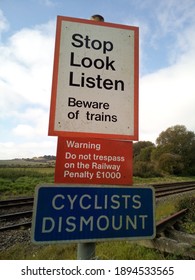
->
76, 14, 104, 261
77, 242, 96, 260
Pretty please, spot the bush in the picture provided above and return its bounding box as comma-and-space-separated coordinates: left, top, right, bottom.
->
176, 197, 195, 222
133, 161, 162, 178
175, 196, 195, 233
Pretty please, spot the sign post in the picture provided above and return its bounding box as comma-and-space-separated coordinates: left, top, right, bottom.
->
76, 14, 104, 260
31, 15, 142, 260
46, 15, 139, 259
77, 243, 96, 260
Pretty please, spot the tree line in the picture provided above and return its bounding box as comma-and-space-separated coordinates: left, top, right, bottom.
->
133, 125, 195, 177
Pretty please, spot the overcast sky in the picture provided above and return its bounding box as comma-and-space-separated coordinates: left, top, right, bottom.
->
0, 0, 195, 159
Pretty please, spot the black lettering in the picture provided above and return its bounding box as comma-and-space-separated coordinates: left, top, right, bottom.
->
69, 71, 80, 87
115, 80, 124, 91
91, 39, 102, 50
68, 97, 76, 107
86, 76, 96, 88
71, 33, 113, 54
81, 72, 85, 87
71, 33, 83, 48
86, 111, 117, 122
103, 79, 113, 90
84, 35, 91, 49
82, 57, 92, 68
96, 74, 103, 89
105, 56, 115, 70
68, 98, 110, 110
70, 52, 80, 67
112, 115, 117, 122
103, 41, 113, 54
69, 72, 124, 91
94, 58, 104, 69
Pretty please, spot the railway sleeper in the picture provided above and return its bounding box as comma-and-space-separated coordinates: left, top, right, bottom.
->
135, 230, 195, 259
166, 228, 195, 245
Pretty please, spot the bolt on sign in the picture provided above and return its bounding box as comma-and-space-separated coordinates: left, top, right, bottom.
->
48, 16, 139, 140
55, 137, 133, 185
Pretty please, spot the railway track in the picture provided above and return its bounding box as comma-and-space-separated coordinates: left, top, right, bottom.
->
0, 181, 195, 232
0, 197, 33, 231
153, 181, 195, 198
156, 208, 189, 234
0, 196, 33, 210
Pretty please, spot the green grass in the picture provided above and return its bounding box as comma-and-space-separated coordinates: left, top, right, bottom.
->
0, 167, 194, 198
0, 240, 188, 260
0, 243, 77, 260
0, 167, 55, 198
96, 241, 181, 260
133, 175, 195, 185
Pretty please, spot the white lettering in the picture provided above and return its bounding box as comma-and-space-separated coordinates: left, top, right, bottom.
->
80, 216, 93, 231
65, 216, 76, 232
42, 217, 55, 233
79, 194, 91, 209
52, 194, 65, 210
97, 215, 109, 231
67, 195, 78, 210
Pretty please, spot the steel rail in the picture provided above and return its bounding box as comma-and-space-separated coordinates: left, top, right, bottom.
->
155, 186, 195, 198
156, 208, 188, 234
0, 197, 34, 210
0, 196, 34, 206
153, 181, 195, 188
0, 221, 32, 232
0, 210, 32, 220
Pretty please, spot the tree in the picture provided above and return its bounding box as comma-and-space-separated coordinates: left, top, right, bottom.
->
139, 146, 155, 162
155, 125, 195, 174
133, 141, 155, 159
133, 141, 160, 177
158, 153, 184, 175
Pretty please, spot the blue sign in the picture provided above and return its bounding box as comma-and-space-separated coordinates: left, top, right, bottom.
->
32, 185, 155, 243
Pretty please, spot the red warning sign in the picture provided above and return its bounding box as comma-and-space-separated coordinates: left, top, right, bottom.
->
55, 137, 133, 185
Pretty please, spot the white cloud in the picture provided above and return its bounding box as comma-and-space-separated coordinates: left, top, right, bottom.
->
134, 0, 195, 142
156, 0, 195, 34
0, 140, 57, 159
0, 16, 57, 158
0, 20, 55, 108
12, 108, 49, 138
139, 46, 195, 143
13, 124, 35, 137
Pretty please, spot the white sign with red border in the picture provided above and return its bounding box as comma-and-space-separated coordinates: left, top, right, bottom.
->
48, 16, 139, 140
